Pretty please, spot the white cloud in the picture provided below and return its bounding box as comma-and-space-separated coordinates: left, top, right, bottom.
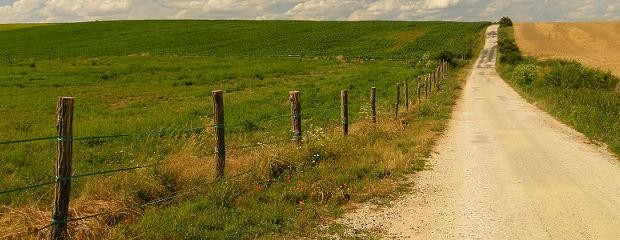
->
0, 0, 618, 23
285, 0, 366, 20
423, 0, 460, 10
607, 5, 615, 12
0, 0, 45, 22
349, 0, 418, 21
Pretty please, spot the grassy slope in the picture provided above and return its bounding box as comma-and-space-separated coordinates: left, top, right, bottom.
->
497, 25, 620, 156
0, 20, 484, 59
0, 24, 51, 31
115, 67, 470, 239
0, 20, 488, 239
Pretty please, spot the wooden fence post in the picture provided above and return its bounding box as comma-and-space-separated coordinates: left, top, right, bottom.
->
51, 97, 74, 240
417, 76, 422, 104
289, 91, 302, 144
395, 83, 400, 118
430, 71, 433, 89
212, 90, 225, 180
439, 61, 442, 75
428, 73, 433, 92
341, 90, 348, 137
435, 67, 440, 88
442, 60, 446, 76
404, 80, 409, 113
370, 87, 376, 124
425, 75, 429, 99
440, 61, 444, 79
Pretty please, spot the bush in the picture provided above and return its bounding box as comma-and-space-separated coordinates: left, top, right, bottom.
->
436, 50, 455, 65
499, 17, 513, 27
543, 60, 619, 90
498, 36, 522, 64
513, 64, 541, 85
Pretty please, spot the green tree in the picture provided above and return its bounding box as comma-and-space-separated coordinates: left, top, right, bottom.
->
499, 17, 513, 27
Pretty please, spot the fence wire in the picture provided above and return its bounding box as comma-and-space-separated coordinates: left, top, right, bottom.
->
20, 169, 254, 238
0, 136, 292, 196
0, 152, 217, 196
0, 104, 351, 147
0, 127, 206, 147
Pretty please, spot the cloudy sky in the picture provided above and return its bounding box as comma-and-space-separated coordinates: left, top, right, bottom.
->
0, 0, 618, 23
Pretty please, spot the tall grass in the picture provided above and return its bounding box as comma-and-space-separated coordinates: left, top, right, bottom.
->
497, 26, 620, 156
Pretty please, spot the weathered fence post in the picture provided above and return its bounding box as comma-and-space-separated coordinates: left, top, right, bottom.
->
439, 61, 442, 75
442, 60, 446, 76
417, 76, 422, 104
212, 90, 226, 180
370, 87, 376, 124
404, 80, 409, 113
435, 67, 440, 89
51, 97, 74, 240
341, 89, 348, 137
425, 75, 429, 99
430, 71, 434, 89
289, 91, 302, 144
395, 83, 400, 118
428, 73, 433, 92
440, 61, 444, 79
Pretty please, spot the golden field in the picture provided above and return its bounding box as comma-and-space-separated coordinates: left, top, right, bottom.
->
514, 22, 620, 81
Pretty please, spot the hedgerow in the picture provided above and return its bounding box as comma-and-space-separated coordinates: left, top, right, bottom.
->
497, 20, 620, 157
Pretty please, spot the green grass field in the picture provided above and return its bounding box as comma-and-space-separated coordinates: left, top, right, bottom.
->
0, 20, 487, 239
0, 20, 483, 60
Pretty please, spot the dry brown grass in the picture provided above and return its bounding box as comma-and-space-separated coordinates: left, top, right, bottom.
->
514, 22, 620, 90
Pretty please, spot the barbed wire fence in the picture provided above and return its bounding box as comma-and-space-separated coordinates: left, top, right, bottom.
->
0, 60, 450, 239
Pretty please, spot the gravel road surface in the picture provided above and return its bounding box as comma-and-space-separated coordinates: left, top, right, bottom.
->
344, 25, 620, 240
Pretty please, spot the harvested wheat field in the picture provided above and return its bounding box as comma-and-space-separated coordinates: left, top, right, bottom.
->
514, 22, 620, 79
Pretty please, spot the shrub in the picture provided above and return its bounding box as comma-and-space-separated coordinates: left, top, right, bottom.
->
498, 37, 522, 64
543, 60, 619, 90
499, 17, 513, 27
436, 50, 455, 65
513, 64, 541, 85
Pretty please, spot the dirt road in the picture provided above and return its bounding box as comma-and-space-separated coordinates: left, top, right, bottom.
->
344, 25, 620, 239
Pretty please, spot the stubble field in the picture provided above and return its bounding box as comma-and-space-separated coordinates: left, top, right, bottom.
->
514, 22, 620, 82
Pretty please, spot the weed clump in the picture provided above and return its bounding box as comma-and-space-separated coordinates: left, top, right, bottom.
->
512, 63, 541, 85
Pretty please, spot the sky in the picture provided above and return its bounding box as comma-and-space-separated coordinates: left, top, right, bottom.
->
0, 0, 618, 23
